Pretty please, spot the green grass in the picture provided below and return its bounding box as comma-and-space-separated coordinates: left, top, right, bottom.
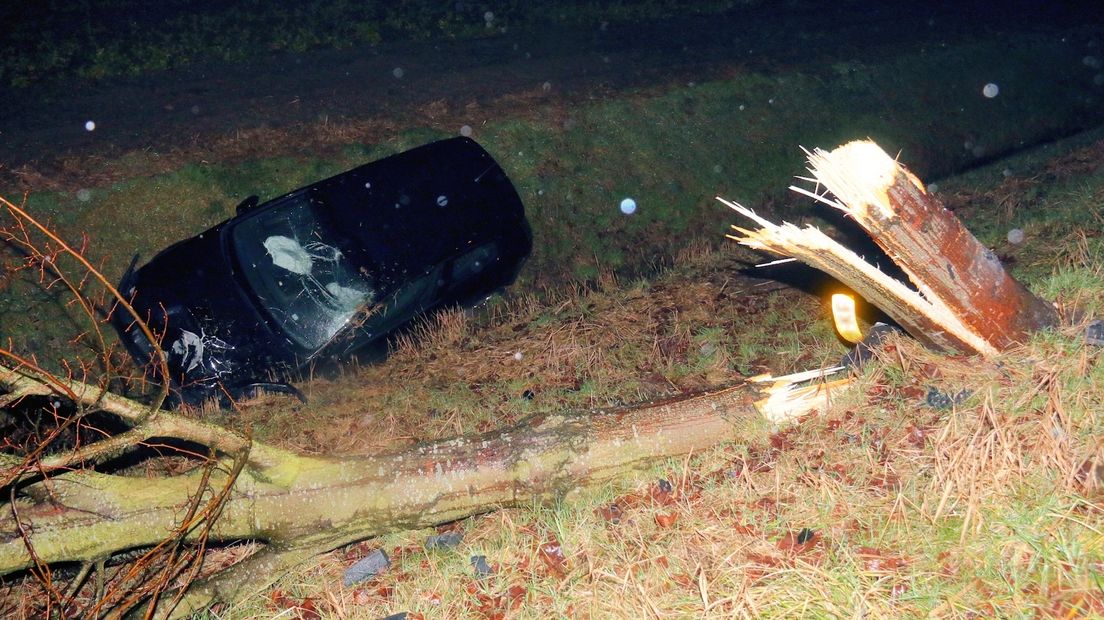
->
2, 16, 1104, 617
2, 0, 755, 88
190, 132, 1104, 620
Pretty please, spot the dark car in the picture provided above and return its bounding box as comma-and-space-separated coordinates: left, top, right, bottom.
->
113, 137, 531, 406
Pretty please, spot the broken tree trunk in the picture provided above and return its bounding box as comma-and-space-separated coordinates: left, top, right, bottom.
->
722, 140, 1057, 356
0, 363, 844, 618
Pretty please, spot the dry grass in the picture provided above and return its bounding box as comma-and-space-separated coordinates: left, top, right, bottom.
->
194, 141, 1104, 619
6, 128, 1104, 620
219, 243, 839, 456
211, 317, 1101, 619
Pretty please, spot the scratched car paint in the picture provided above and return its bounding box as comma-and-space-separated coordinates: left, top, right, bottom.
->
114, 137, 532, 406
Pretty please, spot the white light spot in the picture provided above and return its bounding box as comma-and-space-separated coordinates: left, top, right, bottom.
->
263, 236, 313, 274
619, 197, 637, 215
76, 189, 91, 202
1007, 228, 1025, 244
84, 120, 96, 131
513, 351, 523, 361
982, 83, 1000, 98
392, 67, 404, 79
172, 330, 204, 373
436, 195, 448, 207
460, 124, 473, 137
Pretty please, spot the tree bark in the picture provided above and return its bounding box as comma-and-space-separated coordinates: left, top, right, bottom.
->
723, 140, 1057, 356
0, 364, 845, 617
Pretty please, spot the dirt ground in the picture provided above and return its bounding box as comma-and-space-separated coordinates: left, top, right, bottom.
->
4, 0, 1100, 190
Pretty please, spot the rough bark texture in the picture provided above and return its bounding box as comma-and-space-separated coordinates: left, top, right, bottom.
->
1, 365, 786, 618
725, 140, 1058, 356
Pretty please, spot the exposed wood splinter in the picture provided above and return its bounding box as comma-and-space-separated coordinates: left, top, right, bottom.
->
720, 140, 1057, 357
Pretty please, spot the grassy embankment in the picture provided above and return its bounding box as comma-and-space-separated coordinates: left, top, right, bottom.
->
2, 30, 1100, 366
209, 125, 1104, 619
1, 14, 1102, 618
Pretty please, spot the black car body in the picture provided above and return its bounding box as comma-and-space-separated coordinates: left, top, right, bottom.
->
114, 137, 531, 405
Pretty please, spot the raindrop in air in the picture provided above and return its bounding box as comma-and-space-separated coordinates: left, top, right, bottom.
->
542, 81, 552, 92
982, 83, 1000, 98
513, 351, 524, 361
190, 104, 201, 114
392, 67, 404, 79
619, 197, 637, 215
364, 181, 371, 189
1007, 228, 1025, 244
76, 189, 91, 202
436, 195, 448, 207
484, 11, 494, 23
84, 120, 95, 131
460, 124, 473, 136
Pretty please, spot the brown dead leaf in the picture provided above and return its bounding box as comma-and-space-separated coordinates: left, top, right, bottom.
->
654, 511, 679, 528
649, 480, 675, 506
269, 589, 294, 610
298, 598, 321, 620
506, 584, 527, 610
856, 547, 908, 572
744, 552, 783, 582
596, 502, 624, 524
268, 589, 321, 620
538, 540, 568, 578
769, 430, 796, 451
868, 472, 901, 493
672, 573, 695, 589
1046, 589, 1104, 617
904, 424, 928, 448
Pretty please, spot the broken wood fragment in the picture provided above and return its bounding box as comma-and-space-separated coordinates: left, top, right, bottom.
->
723, 140, 1057, 356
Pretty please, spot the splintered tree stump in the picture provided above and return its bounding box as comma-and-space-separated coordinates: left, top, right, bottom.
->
723, 140, 1057, 356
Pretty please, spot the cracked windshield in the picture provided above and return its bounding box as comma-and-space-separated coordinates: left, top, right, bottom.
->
234, 193, 375, 350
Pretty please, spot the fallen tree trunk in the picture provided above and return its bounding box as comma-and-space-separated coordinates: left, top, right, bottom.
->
0, 363, 844, 618
722, 140, 1057, 356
